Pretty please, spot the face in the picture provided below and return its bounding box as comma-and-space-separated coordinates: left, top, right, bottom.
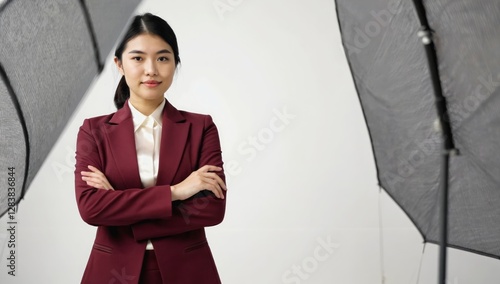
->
114, 33, 176, 108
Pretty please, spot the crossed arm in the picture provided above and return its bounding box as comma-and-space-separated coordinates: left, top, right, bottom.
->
75, 115, 227, 240
81, 164, 226, 201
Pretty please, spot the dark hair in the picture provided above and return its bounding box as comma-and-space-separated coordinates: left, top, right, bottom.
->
114, 13, 181, 109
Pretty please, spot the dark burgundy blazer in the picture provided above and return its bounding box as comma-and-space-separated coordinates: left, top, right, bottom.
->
74, 99, 226, 284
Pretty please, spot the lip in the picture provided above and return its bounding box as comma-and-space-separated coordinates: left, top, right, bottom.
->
142, 80, 161, 87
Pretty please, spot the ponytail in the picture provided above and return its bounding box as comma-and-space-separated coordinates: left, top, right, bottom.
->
114, 76, 129, 109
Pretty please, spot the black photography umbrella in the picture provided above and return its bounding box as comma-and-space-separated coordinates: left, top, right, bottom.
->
0, 0, 141, 217
336, 0, 500, 283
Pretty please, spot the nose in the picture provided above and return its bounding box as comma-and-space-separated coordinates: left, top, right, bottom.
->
145, 59, 158, 76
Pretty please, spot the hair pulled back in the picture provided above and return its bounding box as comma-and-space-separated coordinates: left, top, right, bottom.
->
114, 13, 180, 109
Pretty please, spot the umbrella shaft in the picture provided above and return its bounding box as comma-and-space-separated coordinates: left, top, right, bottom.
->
410, 2, 457, 284
438, 151, 450, 284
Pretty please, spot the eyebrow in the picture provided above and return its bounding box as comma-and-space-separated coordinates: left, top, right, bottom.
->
128, 49, 172, 54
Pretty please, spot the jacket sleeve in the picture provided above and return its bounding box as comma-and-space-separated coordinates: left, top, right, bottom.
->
74, 119, 173, 227
130, 115, 227, 241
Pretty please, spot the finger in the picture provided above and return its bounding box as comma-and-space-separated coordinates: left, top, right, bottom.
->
212, 174, 226, 190
88, 168, 106, 179
100, 180, 113, 190
206, 187, 221, 199
82, 169, 113, 189
199, 177, 221, 198
82, 176, 113, 190
202, 177, 224, 199
82, 175, 104, 184
88, 181, 113, 191
202, 176, 222, 191
81, 171, 104, 182
81, 176, 97, 183
103, 180, 114, 190
214, 186, 224, 199
87, 165, 106, 176
84, 180, 109, 190
81, 172, 102, 179
203, 172, 227, 190
81, 171, 93, 177
207, 185, 223, 199
212, 185, 224, 199
101, 184, 113, 190
87, 165, 99, 172
82, 176, 103, 187
198, 165, 222, 173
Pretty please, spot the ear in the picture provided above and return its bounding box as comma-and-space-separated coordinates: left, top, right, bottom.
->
114, 57, 124, 76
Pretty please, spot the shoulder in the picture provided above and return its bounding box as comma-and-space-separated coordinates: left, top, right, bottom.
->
78, 112, 117, 135
176, 109, 219, 135
84, 113, 115, 124
178, 110, 214, 124
163, 100, 216, 129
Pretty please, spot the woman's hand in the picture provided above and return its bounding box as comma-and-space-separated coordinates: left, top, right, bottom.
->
81, 165, 114, 191
171, 165, 226, 201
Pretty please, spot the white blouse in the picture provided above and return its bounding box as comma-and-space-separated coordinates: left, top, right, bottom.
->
128, 99, 165, 250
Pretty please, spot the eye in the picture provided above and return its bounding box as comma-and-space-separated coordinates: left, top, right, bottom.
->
132, 56, 143, 61
158, 56, 169, 62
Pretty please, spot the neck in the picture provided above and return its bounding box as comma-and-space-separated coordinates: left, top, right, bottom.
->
129, 97, 164, 116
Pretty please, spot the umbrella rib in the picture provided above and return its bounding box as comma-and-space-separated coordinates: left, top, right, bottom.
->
78, 0, 103, 72
336, 1, 428, 244
425, 239, 500, 260
0, 63, 30, 218
334, 0, 383, 190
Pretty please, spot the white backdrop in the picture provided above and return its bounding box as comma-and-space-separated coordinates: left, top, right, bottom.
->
1, 0, 500, 283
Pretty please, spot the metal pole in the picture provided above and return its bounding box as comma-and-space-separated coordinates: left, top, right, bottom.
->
410, 1, 458, 284
439, 150, 450, 284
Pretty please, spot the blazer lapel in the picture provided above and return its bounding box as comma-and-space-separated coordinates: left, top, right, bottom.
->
156, 100, 191, 186
106, 101, 143, 189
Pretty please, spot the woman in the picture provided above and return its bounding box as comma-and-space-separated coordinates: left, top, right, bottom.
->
74, 13, 227, 284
